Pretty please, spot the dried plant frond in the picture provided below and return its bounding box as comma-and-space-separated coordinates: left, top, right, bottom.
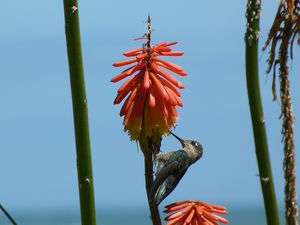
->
263, 1, 299, 225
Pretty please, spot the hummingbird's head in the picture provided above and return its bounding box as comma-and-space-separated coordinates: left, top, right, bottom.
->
169, 131, 203, 158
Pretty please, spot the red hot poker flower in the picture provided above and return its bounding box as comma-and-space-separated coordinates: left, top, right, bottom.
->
112, 37, 187, 140
164, 200, 229, 225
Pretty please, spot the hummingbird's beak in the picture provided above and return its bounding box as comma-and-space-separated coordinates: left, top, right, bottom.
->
169, 131, 185, 148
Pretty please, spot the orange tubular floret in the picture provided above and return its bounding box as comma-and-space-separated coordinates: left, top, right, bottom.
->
156, 75, 181, 97
153, 59, 187, 76
136, 53, 149, 60
152, 57, 184, 71
148, 87, 156, 108
150, 72, 169, 101
157, 61, 187, 76
166, 214, 187, 225
165, 210, 185, 220
164, 203, 190, 213
111, 63, 144, 82
151, 63, 184, 89
213, 214, 229, 224
201, 210, 218, 222
165, 87, 178, 106
123, 48, 143, 57
192, 217, 199, 225
120, 87, 138, 116
154, 47, 172, 52
133, 85, 146, 118
112, 58, 138, 67
160, 51, 184, 56
165, 200, 191, 209
143, 70, 150, 89
184, 209, 195, 224
117, 74, 139, 93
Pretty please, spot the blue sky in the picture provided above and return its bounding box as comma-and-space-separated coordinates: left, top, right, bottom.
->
0, 0, 299, 213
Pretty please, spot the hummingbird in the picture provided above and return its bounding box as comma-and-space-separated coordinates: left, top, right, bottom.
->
150, 131, 203, 206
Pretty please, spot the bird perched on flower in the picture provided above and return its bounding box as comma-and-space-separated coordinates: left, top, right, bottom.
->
150, 131, 203, 206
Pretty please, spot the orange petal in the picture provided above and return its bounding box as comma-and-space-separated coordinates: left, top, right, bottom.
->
156, 76, 181, 97
165, 200, 191, 209
123, 48, 143, 57
164, 203, 190, 213
143, 70, 150, 90
136, 53, 149, 60
155, 61, 187, 76
160, 51, 184, 56
117, 74, 139, 93
152, 57, 184, 72
192, 217, 198, 225
184, 209, 195, 224
213, 214, 229, 224
112, 58, 138, 67
150, 72, 169, 101
165, 87, 178, 106
148, 86, 156, 108
166, 214, 187, 225
151, 63, 184, 89
120, 87, 138, 116
165, 210, 185, 221
111, 63, 144, 82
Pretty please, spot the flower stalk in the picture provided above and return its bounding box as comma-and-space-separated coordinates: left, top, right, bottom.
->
245, 1, 281, 225
63, 1, 96, 225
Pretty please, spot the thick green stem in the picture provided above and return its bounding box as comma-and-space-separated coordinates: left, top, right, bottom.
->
140, 136, 162, 225
63, 1, 96, 225
245, 1, 281, 225
144, 151, 162, 225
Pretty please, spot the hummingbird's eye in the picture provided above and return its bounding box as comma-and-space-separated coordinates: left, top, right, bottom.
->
191, 141, 198, 146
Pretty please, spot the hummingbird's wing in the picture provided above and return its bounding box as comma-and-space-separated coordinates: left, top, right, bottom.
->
150, 150, 189, 206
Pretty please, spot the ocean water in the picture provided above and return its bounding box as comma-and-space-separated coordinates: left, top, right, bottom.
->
0, 206, 289, 225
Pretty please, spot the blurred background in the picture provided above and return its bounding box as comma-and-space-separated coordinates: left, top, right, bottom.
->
0, 1, 299, 225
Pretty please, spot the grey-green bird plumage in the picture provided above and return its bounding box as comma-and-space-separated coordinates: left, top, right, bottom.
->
150, 132, 203, 206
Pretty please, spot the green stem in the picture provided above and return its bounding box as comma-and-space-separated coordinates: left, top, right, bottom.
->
140, 137, 162, 225
144, 151, 162, 225
245, 1, 281, 225
63, 1, 96, 225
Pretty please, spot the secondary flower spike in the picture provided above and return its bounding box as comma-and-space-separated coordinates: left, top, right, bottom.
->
164, 200, 229, 225
111, 20, 187, 140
